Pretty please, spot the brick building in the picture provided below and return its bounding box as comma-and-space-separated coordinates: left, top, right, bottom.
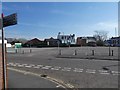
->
76, 37, 96, 46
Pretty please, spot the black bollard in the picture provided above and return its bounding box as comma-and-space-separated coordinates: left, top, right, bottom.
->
74, 49, 77, 55
92, 50, 94, 56
59, 49, 61, 55
15, 49, 17, 53
112, 50, 113, 56
22, 50, 24, 54
109, 46, 111, 56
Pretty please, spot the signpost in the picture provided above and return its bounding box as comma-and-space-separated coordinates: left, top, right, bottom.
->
1, 13, 17, 90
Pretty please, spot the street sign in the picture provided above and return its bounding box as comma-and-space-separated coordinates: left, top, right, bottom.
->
3, 13, 17, 27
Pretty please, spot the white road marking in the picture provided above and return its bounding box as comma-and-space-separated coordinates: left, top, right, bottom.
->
86, 69, 96, 74
51, 67, 61, 70
17, 64, 24, 67
56, 85, 62, 88
33, 66, 40, 69
111, 71, 119, 74
8, 63, 119, 76
29, 64, 35, 67
41, 66, 51, 70
36, 65, 43, 67
12, 64, 17, 66
25, 66, 32, 68
99, 73, 110, 75
111, 71, 120, 75
73, 68, 83, 72
14, 63, 20, 65
98, 70, 108, 73
61, 67, 71, 71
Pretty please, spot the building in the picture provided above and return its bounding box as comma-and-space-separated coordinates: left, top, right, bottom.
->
44, 37, 62, 46
105, 37, 120, 47
76, 37, 86, 46
57, 32, 75, 45
24, 38, 44, 47
76, 37, 96, 46
0, 40, 12, 47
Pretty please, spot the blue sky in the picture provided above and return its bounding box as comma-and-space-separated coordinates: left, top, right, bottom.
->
2, 2, 118, 40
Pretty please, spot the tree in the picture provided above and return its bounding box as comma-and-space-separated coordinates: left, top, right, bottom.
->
93, 30, 108, 41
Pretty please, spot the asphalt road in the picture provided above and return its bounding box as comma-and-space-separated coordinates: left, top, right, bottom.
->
7, 47, 119, 88
8, 69, 65, 88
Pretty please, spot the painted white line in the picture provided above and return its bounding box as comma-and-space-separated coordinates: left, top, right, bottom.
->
25, 66, 32, 68
45, 66, 52, 68
36, 65, 43, 67
100, 73, 110, 75
29, 64, 35, 67
14, 63, 20, 65
33, 66, 40, 69
73, 68, 83, 72
61, 67, 71, 71
111, 71, 120, 74
51, 67, 61, 71
113, 74, 120, 76
86, 71, 96, 74
12, 64, 17, 66
56, 85, 62, 88
86, 69, 96, 74
41, 67, 50, 70
73, 70, 83, 72
98, 70, 108, 73
17, 65, 24, 67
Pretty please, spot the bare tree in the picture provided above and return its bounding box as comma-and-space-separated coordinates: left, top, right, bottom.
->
93, 30, 108, 41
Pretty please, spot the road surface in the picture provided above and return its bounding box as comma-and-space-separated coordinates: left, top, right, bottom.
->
7, 47, 119, 88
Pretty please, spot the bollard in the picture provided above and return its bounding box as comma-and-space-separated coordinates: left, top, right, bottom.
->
30, 49, 32, 53
59, 49, 61, 55
22, 50, 24, 54
74, 49, 77, 55
109, 46, 111, 56
111, 50, 113, 56
92, 50, 94, 56
15, 49, 17, 53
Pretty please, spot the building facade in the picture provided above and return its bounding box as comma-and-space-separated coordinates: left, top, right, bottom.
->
44, 37, 62, 46
76, 37, 96, 46
105, 37, 120, 47
57, 32, 75, 45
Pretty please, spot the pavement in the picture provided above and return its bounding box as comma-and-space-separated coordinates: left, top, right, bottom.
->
6, 47, 119, 88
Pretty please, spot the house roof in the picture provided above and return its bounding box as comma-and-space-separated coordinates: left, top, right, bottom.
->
25, 38, 43, 44
111, 36, 120, 39
44, 37, 60, 42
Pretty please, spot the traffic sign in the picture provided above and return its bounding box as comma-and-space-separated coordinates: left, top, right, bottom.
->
3, 13, 17, 27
